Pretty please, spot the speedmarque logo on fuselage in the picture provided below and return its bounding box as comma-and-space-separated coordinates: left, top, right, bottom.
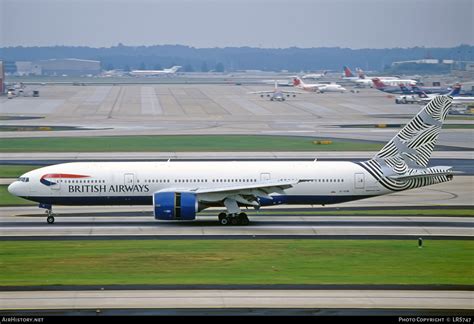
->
40, 173, 91, 186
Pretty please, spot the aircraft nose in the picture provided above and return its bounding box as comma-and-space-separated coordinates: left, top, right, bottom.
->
8, 181, 21, 196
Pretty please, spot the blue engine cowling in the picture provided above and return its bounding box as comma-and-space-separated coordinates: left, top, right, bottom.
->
153, 191, 197, 220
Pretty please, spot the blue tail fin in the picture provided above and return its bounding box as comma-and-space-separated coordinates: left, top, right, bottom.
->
410, 85, 422, 93
448, 84, 461, 96
399, 84, 412, 93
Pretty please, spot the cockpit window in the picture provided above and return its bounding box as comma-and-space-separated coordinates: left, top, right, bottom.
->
18, 177, 29, 182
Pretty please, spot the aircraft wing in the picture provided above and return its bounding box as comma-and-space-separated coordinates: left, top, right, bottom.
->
280, 90, 306, 94
188, 179, 306, 206
248, 91, 275, 94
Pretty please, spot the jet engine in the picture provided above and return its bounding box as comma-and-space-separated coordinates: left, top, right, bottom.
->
153, 191, 198, 220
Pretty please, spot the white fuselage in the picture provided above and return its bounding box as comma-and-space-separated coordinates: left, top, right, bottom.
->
129, 70, 174, 77
354, 79, 374, 87
318, 84, 346, 93
377, 79, 417, 86
295, 81, 345, 93
302, 74, 325, 80
8, 161, 390, 207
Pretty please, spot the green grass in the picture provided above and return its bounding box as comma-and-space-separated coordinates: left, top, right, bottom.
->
0, 185, 33, 206
0, 165, 40, 178
0, 135, 384, 152
0, 240, 472, 286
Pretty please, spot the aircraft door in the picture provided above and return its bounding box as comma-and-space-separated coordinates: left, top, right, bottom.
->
260, 173, 271, 181
124, 173, 135, 186
354, 173, 365, 189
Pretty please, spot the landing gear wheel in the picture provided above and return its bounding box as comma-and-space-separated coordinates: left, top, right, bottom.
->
218, 213, 228, 225
230, 217, 240, 226
218, 212, 226, 221
238, 213, 249, 226
47, 215, 55, 224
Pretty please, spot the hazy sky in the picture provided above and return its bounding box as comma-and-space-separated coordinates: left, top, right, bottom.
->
1, 0, 473, 48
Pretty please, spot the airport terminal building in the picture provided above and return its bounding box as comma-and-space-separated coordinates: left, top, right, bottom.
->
6, 58, 101, 77
37, 58, 101, 76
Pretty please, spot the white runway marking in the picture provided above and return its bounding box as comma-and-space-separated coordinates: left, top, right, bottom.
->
141, 87, 162, 115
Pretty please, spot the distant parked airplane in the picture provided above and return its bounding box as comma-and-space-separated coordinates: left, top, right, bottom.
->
302, 71, 328, 80
293, 77, 346, 93
353, 68, 399, 87
372, 78, 418, 93
129, 65, 182, 77
341, 66, 361, 81
410, 84, 452, 95
418, 84, 474, 105
342, 66, 405, 88
249, 81, 304, 101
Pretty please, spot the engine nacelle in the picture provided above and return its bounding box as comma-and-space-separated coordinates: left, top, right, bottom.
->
153, 191, 197, 220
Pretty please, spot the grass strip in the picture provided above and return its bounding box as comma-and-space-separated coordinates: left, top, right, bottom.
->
0, 165, 41, 178
1, 240, 472, 286
0, 135, 383, 152
0, 185, 34, 206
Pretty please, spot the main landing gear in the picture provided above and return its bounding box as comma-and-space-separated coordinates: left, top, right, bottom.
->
218, 197, 252, 226
218, 212, 250, 226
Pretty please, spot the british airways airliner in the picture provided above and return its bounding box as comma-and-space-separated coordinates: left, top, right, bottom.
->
8, 96, 454, 225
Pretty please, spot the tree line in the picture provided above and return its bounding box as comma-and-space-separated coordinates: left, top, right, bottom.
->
1, 44, 472, 72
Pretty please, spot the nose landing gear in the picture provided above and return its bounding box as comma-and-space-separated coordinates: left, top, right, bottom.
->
45, 209, 55, 224
39, 204, 55, 224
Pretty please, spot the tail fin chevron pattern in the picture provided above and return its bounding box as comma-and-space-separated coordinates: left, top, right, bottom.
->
359, 96, 453, 191
376, 95, 452, 167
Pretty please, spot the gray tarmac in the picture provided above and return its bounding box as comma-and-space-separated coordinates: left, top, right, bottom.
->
2, 151, 473, 161
1, 84, 472, 149
1, 289, 472, 310
1, 218, 471, 239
